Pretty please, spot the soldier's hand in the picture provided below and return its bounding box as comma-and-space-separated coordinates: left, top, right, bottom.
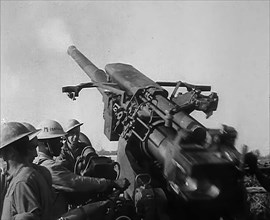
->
244, 152, 258, 174
112, 178, 130, 190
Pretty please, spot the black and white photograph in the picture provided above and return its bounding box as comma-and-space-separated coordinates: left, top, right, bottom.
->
0, 1, 269, 220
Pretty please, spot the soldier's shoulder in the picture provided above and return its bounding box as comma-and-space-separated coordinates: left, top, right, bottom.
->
31, 163, 50, 175
15, 166, 41, 183
78, 141, 89, 148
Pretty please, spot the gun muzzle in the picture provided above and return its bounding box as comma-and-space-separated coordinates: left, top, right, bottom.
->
67, 46, 107, 83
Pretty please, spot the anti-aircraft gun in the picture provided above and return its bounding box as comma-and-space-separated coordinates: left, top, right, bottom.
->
63, 46, 248, 220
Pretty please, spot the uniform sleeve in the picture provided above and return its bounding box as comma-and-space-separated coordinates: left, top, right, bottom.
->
13, 182, 41, 220
55, 148, 74, 171
31, 164, 52, 187
0, 170, 7, 216
49, 162, 112, 193
13, 212, 37, 220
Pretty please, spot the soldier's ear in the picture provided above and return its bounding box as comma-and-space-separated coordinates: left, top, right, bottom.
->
1, 146, 16, 160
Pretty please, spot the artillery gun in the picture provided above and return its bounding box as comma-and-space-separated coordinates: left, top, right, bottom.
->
62, 46, 248, 220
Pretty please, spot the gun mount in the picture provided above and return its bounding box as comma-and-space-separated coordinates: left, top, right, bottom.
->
63, 46, 247, 220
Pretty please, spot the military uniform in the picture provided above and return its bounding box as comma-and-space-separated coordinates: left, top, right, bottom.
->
31, 163, 52, 188
0, 167, 8, 217
56, 141, 88, 172
34, 152, 112, 218
1, 166, 53, 220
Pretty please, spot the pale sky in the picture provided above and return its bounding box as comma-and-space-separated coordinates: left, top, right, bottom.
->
1, 1, 269, 155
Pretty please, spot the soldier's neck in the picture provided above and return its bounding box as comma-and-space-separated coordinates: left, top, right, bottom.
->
67, 142, 76, 154
7, 160, 26, 177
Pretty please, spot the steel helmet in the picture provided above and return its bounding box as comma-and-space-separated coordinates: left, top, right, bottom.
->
37, 119, 66, 139
79, 132, 92, 146
65, 119, 83, 133
21, 122, 36, 133
21, 122, 41, 140
0, 122, 32, 149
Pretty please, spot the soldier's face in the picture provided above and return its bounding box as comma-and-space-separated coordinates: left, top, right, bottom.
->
48, 137, 63, 156
27, 137, 38, 162
67, 127, 80, 150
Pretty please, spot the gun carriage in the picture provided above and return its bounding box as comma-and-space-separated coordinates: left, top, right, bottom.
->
62, 46, 248, 220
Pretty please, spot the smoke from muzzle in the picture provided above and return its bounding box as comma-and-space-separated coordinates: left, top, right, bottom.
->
38, 18, 73, 52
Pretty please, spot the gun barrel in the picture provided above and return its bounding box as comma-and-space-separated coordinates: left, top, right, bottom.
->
67, 46, 107, 83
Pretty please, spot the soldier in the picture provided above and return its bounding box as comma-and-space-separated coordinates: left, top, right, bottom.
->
0, 158, 7, 217
21, 122, 39, 162
245, 152, 270, 192
34, 119, 129, 218
79, 131, 92, 147
22, 122, 53, 191
0, 122, 53, 220
57, 119, 96, 172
